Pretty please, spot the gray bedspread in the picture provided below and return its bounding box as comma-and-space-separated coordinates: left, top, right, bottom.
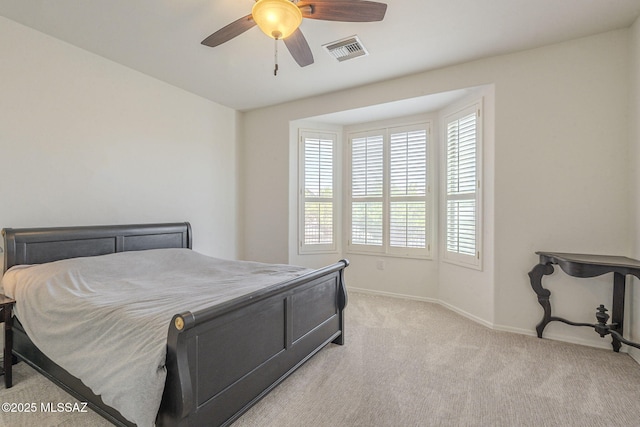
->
0, 249, 310, 426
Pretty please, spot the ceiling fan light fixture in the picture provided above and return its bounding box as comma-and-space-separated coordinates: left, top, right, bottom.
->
252, 0, 302, 40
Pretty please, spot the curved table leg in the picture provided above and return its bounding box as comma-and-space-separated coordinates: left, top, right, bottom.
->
528, 263, 555, 338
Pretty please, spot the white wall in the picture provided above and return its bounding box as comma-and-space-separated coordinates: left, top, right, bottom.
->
242, 28, 632, 349
630, 15, 640, 362
492, 30, 630, 348
0, 17, 240, 266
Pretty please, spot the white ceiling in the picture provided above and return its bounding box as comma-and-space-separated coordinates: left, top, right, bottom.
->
2, 0, 639, 112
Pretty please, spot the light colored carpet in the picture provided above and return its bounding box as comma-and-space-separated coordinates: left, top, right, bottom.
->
1, 292, 640, 426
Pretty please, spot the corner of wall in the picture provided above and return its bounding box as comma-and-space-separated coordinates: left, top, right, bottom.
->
235, 110, 246, 260
629, 14, 640, 351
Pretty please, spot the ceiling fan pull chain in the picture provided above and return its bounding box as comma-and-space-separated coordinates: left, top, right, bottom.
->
274, 37, 279, 76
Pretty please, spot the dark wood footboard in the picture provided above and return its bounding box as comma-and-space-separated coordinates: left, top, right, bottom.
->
160, 259, 348, 427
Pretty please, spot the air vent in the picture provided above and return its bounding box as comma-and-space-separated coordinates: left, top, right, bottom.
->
322, 35, 369, 62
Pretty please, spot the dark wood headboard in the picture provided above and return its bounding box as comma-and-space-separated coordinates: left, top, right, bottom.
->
2, 222, 192, 273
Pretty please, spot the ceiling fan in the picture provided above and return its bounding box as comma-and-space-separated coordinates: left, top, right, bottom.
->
201, 0, 388, 70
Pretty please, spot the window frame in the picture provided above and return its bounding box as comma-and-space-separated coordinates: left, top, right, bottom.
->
346, 121, 433, 259
441, 101, 483, 269
298, 129, 338, 254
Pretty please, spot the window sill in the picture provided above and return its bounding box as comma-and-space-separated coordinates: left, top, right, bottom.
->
346, 248, 433, 261
441, 256, 482, 271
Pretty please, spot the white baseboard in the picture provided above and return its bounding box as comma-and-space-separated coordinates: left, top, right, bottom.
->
348, 286, 438, 304
348, 286, 636, 358
437, 299, 495, 330
492, 323, 616, 351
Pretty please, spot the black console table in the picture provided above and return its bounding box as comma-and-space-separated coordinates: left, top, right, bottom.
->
529, 252, 640, 352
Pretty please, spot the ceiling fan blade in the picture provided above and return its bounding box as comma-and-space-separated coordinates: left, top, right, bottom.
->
201, 14, 256, 47
298, 0, 387, 22
284, 28, 314, 67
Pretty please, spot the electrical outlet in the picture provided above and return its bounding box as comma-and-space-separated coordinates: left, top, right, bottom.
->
376, 259, 385, 270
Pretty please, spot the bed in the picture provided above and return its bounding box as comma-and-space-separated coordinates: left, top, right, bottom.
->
0, 222, 349, 426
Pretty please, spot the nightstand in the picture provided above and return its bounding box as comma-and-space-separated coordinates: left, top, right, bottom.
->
0, 294, 15, 388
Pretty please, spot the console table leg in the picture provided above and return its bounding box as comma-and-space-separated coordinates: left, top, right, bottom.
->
611, 272, 625, 352
528, 263, 555, 338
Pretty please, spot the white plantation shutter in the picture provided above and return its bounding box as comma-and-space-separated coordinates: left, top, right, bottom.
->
351, 201, 383, 245
444, 105, 481, 267
351, 134, 383, 246
389, 128, 427, 250
446, 200, 475, 255
348, 123, 431, 257
304, 201, 333, 244
351, 134, 383, 198
390, 201, 426, 248
300, 131, 336, 253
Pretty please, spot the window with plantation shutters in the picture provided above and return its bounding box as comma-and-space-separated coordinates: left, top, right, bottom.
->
348, 123, 432, 258
444, 104, 481, 268
299, 131, 337, 253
